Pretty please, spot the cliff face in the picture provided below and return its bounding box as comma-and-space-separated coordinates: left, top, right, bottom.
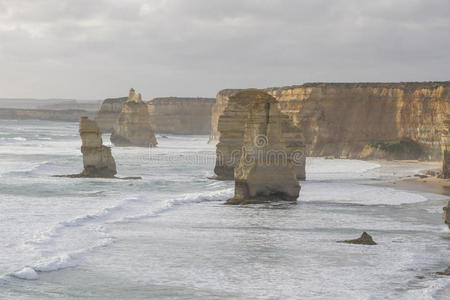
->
111, 89, 157, 147
442, 119, 450, 178
0, 108, 95, 122
79, 117, 116, 178
95, 97, 127, 133
210, 82, 450, 159
147, 97, 215, 134
227, 90, 300, 205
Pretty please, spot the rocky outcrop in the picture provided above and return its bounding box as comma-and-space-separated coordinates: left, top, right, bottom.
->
214, 90, 306, 180
0, 108, 95, 122
78, 117, 116, 178
95, 97, 127, 133
210, 82, 450, 160
437, 267, 450, 276
110, 89, 157, 147
226, 90, 301, 205
442, 118, 450, 179
443, 201, 450, 229
338, 232, 377, 245
147, 97, 215, 134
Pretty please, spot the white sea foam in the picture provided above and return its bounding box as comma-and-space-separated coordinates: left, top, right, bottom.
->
301, 182, 428, 205
11, 267, 38, 280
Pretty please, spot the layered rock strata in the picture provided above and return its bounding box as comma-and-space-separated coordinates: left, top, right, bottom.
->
147, 97, 215, 134
442, 118, 450, 179
210, 82, 450, 160
78, 117, 117, 178
95, 97, 127, 133
214, 90, 305, 180
111, 89, 157, 147
226, 90, 301, 205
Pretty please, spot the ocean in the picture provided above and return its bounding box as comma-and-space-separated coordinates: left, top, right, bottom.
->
0, 120, 449, 299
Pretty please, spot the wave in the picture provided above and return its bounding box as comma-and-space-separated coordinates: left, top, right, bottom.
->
112, 188, 232, 223
14, 188, 231, 280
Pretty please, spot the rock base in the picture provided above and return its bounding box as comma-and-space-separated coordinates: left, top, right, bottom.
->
338, 232, 377, 245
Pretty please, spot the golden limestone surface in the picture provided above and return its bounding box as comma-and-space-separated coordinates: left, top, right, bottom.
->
79, 117, 117, 178
226, 90, 301, 205
210, 82, 450, 160
214, 90, 305, 180
111, 88, 157, 147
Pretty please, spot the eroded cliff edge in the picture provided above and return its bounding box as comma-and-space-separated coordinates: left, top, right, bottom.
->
210, 82, 450, 159
148, 97, 215, 134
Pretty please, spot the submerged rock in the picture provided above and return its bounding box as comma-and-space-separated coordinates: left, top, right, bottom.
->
111, 88, 157, 147
226, 89, 300, 205
443, 201, 450, 228
338, 232, 377, 245
437, 266, 450, 276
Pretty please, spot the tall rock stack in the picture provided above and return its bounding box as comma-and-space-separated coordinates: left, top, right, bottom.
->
442, 118, 450, 179
226, 89, 300, 204
443, 201, 450, 229
111, 88, 158, 147
214, 90, 305, 180
79, 117, 117, 178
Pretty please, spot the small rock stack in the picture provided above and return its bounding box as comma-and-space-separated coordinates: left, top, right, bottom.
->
111, 88, 158, 147
443, 201, 450, 229
441, 118, 450, 179
79, 117, 117, 178
226, 89, 301, 205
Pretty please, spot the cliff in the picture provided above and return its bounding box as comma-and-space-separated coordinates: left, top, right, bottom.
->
226, 90, 300, 205
111, 89, 157, 147
210, 82, 450, 160
95, 97, 127, 133
147, 97, 215, 135
442, 118, 450, 178
0, 108, 95, 122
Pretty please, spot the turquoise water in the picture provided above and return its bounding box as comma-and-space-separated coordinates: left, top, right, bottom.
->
0, 120, 449, 299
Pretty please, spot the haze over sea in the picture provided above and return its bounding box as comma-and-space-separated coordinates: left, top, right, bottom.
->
0, 120, 449, 299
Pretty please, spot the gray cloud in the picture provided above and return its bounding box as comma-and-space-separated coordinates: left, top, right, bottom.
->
0, 0, 449, 99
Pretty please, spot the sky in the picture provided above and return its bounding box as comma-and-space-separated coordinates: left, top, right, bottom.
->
0, 0, 449, 100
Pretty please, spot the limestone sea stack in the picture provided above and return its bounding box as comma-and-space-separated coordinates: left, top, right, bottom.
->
443, 201, 450, 229
79, 117, 117, 178
214, 90, 305, 180
226, 89, 301, 205
338, 232, 377, 245
441, 118, 450, 179
111, 88, 157, 147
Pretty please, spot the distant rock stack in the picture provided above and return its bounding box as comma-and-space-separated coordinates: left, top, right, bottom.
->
79, 117, 117, 178
443, 201, 450, 229
95, 97, 127, 133
214, 90, 305, 180
111, 88, 157, 147
442, 119, 450, 179
226, 89, 301, 205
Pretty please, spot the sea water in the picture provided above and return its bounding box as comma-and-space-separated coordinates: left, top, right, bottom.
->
0, 120, 449, 299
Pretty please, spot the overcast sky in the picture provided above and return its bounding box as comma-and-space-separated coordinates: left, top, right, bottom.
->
0, 0, 449, 100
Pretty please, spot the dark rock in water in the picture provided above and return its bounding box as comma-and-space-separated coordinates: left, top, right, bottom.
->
437, 266, 450, 276
338, 232, 377, 245
443, 201, 450, 229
